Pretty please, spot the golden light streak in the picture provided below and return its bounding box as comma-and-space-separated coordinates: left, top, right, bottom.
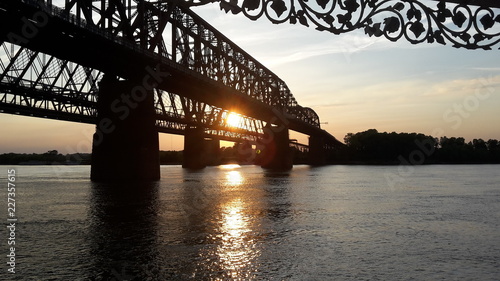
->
216, 198, 258, 278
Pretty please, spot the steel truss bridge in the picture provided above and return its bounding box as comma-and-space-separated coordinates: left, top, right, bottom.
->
0, 0, 497, 177
0, 0, 342, 152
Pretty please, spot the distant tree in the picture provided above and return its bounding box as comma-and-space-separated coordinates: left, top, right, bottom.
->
46, 150, 58, 155
472, 139, 488, 151
437, 137, 467, 162
159, 151, 183, 164
470, 139, 488, 161
343, 132, 355, 147
486, 139, 500, 163
487, 139, 499, 151
343, 129, 436, 163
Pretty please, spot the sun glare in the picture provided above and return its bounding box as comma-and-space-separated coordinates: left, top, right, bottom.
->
226, 112, 242, 128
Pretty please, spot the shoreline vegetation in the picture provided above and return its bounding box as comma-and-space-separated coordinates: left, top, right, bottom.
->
332, 129, 500, 165
1, 129, 499, 165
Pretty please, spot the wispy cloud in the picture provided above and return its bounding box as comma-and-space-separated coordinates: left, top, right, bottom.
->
423, 74, 500, 98
258, 34, 387, 67
193, 5, 428, 67
471, 67, 500, 72
308, 101, 356, 109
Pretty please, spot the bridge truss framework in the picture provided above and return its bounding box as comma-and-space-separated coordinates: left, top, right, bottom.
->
0, 0, 343, 152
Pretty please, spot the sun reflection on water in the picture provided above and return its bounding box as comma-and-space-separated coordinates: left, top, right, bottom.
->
220, 164, 244, 187
191, 165, 262, 279
226, 170, 244, 186
202, 165, 259, 279
220, 164, 241, 170
216, 198, 259, 279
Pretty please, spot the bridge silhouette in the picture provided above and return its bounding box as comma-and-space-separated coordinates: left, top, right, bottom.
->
1, 0, 496, 181
0, 0, 343, 180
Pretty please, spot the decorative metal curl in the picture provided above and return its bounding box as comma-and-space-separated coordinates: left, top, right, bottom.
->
177, 0, 500, 50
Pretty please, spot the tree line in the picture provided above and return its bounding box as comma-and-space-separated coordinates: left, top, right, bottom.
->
330, 129, 500, 164
0, 150, 184, 165
1, 130, 499, 165
0, 150, 92, 165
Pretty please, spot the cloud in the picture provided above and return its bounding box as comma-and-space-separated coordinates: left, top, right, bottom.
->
258, 34, 387, 67
423, 74, 500, 98
192, 5, 432, 68
471, 67, 500, 72
313, 102, 355, 108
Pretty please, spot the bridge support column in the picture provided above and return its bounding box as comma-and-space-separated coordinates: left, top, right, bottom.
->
183, 126, 207, 169
258, 123, 293, 170
91, 77, 160, 181
205, 138, 221, 166
308, 136, 326, 165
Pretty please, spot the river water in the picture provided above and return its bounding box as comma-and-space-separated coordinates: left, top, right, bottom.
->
1, 164, 499, 280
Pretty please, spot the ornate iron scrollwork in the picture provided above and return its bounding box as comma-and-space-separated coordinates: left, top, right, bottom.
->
178, 0, 500, 50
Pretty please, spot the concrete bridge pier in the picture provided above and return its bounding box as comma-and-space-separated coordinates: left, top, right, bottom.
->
183, 126, 205, 169
91, 77, 160, 181
183, 126, 223, 169
308, 136, 326, 165
258, 123, 293, 170
205, 138, 222, 166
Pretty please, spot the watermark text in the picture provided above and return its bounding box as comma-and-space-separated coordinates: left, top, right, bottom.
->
6, 168, 17, 274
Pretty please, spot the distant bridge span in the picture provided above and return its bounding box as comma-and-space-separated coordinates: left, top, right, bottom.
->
0, 0, 342, 180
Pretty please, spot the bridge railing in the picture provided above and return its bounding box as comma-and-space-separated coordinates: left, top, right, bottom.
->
179, 0, 500, 50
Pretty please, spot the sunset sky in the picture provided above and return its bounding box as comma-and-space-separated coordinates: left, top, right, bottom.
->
0, 3, 499, 154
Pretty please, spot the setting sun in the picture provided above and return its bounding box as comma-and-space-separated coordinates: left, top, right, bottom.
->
226, 112, 243, 128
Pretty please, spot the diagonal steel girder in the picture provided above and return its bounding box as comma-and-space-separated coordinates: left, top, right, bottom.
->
0, 1, 326, 129
0, 42, 267, 143
0, 0, 344, 148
